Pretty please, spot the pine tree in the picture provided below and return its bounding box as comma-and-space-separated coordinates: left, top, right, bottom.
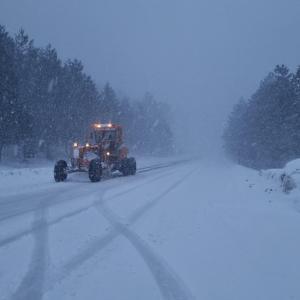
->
14, 29, 39, 158
224, 65, 300, 169
99, 83, 120, 123
0, 26, 18, 161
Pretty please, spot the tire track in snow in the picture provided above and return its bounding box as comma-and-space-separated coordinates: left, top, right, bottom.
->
45, 168, 178, 286
47, 166, 198, 300
0, 187, 79, 223
5, 166, 177, 300
96, 205, 195, 300
95, 168, 197, 300
3, 160, 192, 299
0, 206, 91, 248
137, 159, 191, 174
0, 159, 185, 224
11, 204, 49, 300
0, 168, 175, 249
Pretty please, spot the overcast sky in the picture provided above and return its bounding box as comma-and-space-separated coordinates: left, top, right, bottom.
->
1, 0, 300, 153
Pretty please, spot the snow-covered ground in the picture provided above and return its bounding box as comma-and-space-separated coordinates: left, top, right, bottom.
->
1, 157, 300, 300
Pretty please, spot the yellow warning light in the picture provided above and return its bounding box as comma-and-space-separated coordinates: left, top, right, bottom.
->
94, 124, 101, 128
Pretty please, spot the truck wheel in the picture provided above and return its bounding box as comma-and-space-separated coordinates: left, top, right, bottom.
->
89, 159, 102, 182
128, 157, 136, 175
54, 160, 68, 182
120, 158, 130, 176
121, 158, 136, 176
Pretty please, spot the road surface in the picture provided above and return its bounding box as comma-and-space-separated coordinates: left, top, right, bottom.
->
1, 158, 300, 300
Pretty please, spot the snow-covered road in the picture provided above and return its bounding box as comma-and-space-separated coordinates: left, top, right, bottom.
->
1, 158, 300, 300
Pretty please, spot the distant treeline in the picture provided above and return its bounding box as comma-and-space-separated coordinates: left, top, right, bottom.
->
0, 25, 173, 161
223, 65, 300, 169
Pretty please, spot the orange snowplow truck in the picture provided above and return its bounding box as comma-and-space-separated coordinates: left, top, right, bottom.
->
54, 123, 136, 182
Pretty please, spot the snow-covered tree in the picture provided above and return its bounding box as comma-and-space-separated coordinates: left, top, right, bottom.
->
0, 26, 18, 161
224, 65, 300, 169
0, 26, 174, 160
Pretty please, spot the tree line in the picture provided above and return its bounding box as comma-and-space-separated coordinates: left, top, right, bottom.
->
0, 25, 173, 161
223, 65, 300, 169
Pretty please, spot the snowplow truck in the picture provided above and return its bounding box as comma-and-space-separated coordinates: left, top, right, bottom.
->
54, 123, 136, 182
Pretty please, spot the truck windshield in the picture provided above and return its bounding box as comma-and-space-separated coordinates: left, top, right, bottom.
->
94, 130, 116, 143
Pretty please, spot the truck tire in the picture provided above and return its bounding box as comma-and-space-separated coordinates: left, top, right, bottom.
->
89, 159, 102, 182
121, 157, 136, 176
54, 160, 68, 182
128, 157, 136, 175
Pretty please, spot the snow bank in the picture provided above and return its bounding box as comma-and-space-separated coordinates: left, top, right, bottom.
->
261, 159, 300, 193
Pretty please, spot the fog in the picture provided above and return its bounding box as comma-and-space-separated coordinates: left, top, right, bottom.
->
1, 0, 300, 155
2, 3, 300, 298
